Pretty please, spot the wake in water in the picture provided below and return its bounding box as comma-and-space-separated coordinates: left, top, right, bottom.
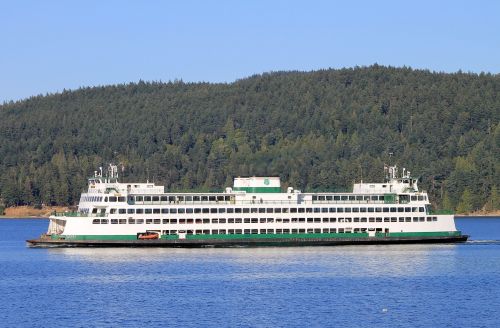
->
466, 240, 500, 245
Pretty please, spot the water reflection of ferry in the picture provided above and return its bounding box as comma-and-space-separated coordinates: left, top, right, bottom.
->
28, 164, 467, 247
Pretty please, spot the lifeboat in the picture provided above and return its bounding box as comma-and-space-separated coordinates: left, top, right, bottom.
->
137, 232, 159, 240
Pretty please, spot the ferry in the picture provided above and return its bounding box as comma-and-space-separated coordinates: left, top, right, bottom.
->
27, 164, 468, 247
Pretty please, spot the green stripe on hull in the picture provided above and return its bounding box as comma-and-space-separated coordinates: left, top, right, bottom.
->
232, 187, 281, 193
53, 231, 462, 241
378, 231, 462, 238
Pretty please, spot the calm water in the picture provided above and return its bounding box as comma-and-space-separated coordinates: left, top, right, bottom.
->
0, 218, 499, 328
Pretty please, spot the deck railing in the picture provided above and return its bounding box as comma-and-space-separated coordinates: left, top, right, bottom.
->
53, 212, 108, 217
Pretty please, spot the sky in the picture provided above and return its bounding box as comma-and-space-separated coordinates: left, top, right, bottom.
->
1, 0, 499, 103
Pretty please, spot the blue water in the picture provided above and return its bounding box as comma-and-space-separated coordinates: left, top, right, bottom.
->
0, 218, 499, 328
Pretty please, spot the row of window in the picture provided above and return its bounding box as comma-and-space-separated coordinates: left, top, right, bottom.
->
105, 206, 427, 215
311, 195, 426, 201
162, 228, 381, 235
92, 217, 438, 224
97, 194, 427, 203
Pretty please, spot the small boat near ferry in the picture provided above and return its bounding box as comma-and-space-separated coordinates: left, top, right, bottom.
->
27, 164, 468, 247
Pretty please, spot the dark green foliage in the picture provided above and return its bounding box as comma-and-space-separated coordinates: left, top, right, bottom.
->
0, 65, 499, 213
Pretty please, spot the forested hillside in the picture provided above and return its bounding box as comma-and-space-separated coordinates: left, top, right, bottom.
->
0, 65, 499, 213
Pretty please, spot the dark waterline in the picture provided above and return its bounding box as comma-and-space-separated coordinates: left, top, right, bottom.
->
1, 217, 499, 327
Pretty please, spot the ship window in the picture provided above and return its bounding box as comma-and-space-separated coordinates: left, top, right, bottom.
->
194, 208, 201, 214
282, 208, 289, 213
418, 196, 424, 201
234, 218, 241, 223
119, 219, 126, 224
313, 208, 320, 213
243, 218, 250, 223
369, 218, 375, 222
337, 208, 344, 213
111, 219, 118, 224
298, 208, 305, 213
160, 208, 168, 214
251, 208, 258, 213
275, 208, 282, 213
185, 208, 193, 214
419, 207, 425, 212
312, 196, 318, 201
160, 196, 168, 202
110, 209, 117, 214
433, 217, 438, 221
411, 196, 417, 201
397, 208, 404, 212
234, 208, 241, 214
321, 208, 328, 213
118, 209, 126, 214
334, 196, 340, 201
360, 218, 367, 222
218, 208, 226, 214
194, 219, 201, 224
405, 207, 411, 212
235, 229, 242, 234
202, 208, 209, 214
144, 196, 151, 202
228, 218, 235, 224
352, 208, 359, 213
153, 219, 160, 224
129, 218, 136, 224
193, 196, 200, 202
218, 218, 226, 224
257, 208, 265, 213
384, 217, 390, 222
109, 197, 117, 202
146, 219, 152, 224
243, 208, 250, 213
326, 196, 333, 201
227, 208, 234, 213
360, 208, 366, 213
251, 218, 258, 223
323, 218, 329, 222
265, 208, 273, 213
162, 219, 168, 224
307, 218, 313, 223
427, 217, 432, 222
136, 196, 143, 202
419, 217, 425, 222
152, 196, 159, 202
179, 219, 185, 224
136, 209, 143, 214
329, 208, 336, 213
371, 196, 378, 201
354, 218, 360, 222
153, 208, 161, 214
168, 219, 176, 224
118, 197, 125, 202
92, 219, 100, 224
356, 195, 363, 201
375, 208, 382, 212
376, 218, 382, 222
383, 208, 389, 212
136, 219, 144, 224
212, 218, 219, 224
398, 217, 404, 222
145, 209, 152, 214
169, 196, 176, 202
404, 217, 410, 222
210, 208, 217, 214
101, 219, 109, 224
349, 196, 356, 201
330, 218, 336, 222
368, 208, 374, 212
345, 208, 352, 213
314, 218, 321, 223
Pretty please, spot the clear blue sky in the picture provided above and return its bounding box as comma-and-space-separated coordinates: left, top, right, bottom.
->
1, 0, 499, 103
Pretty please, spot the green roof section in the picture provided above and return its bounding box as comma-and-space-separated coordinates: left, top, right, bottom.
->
233, 187, 282, 193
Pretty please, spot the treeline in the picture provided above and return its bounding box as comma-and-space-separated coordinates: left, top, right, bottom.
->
0, 65, 499, 213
